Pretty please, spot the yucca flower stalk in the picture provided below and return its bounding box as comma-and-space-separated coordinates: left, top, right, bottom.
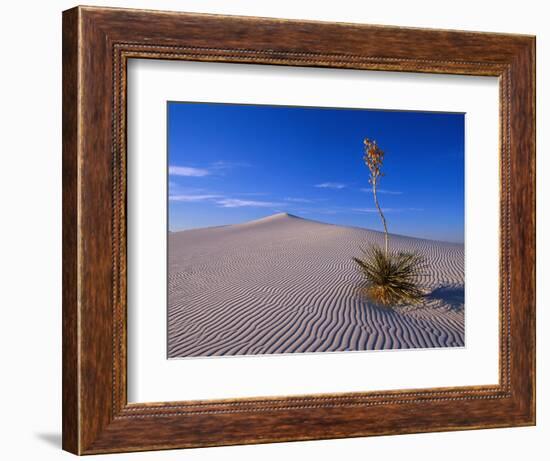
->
363, 138, 388, 256
354, 137, 426, 306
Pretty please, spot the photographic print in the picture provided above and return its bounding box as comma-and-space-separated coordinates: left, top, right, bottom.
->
167, 102, 465, 358
62, 8, 536, 452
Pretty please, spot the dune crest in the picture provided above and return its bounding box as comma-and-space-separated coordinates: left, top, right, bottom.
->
232, 212, 303, 227
168, 213, 465, 358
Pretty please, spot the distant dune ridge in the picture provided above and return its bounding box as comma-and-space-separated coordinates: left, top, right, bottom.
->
168, 213, 465, 358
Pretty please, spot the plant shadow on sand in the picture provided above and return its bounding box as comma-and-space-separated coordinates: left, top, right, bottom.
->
353, 282, 464, 313
426, 285, 465, 312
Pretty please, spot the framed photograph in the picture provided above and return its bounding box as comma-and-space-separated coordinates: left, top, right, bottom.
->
62, 6, 535, 455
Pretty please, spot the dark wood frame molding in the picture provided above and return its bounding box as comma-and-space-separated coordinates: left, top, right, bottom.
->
62, 5, 536, 455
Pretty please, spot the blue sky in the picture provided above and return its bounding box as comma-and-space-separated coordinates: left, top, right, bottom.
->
168, 102, 464, 243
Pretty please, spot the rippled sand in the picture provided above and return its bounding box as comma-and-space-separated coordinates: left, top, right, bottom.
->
168, 213, 464, 358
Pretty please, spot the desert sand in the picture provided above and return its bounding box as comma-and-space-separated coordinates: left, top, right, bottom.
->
168, 213, 465, 358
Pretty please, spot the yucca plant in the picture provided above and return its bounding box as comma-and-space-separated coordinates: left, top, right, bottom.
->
353, 245, 426, 306
355, 137, 426, 306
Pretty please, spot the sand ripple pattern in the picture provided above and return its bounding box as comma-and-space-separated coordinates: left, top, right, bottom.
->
168, 213, 465, 358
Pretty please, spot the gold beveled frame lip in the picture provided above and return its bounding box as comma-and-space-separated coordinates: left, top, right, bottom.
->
112, 44, 512, 417
63, 6, 534, 454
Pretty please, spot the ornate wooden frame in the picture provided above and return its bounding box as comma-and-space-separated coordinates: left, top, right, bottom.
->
62, 5, 536, 455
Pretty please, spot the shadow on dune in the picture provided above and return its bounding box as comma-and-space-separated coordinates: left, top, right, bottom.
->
427, 285, 465, 311
352, 282, 464, 313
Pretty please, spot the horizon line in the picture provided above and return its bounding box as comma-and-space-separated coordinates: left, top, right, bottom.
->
169, 211, 464, 245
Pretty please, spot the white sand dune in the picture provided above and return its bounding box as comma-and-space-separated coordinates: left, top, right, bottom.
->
168, 213, 464, 358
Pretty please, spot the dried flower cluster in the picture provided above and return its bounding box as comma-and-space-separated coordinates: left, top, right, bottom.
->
363, 138, 385, 186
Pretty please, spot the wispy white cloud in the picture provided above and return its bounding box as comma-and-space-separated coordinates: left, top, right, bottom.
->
168, 189, 280, 209
169, 194, 221, 202
168, 161, 250, 178
360, 188, 403, 195
284, 197, 314, 203
236, 192, 269, 197
314, 182, 346, 189
169, 166, 210, 177
216, 198, 282, 208
210, 161, 251, 170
